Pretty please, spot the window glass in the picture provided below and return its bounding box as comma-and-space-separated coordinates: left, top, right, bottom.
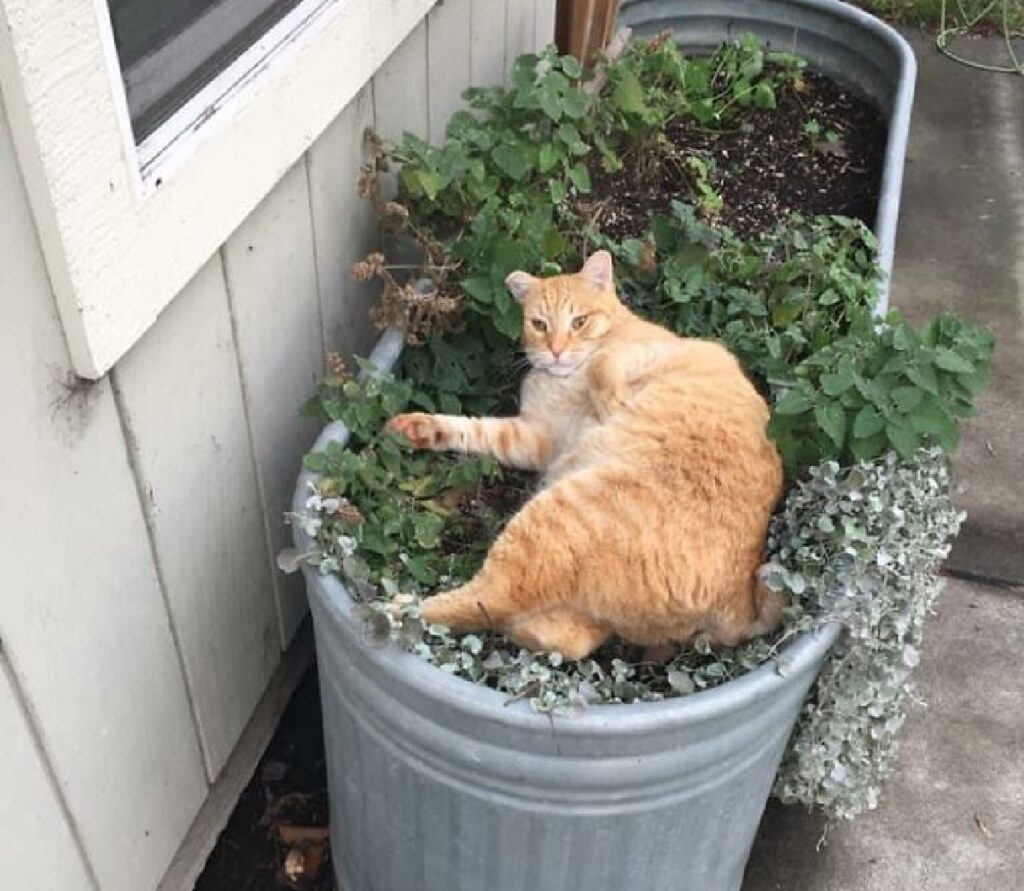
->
108, 0, 305, 141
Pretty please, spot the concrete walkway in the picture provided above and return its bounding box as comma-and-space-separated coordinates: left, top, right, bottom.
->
744, 31, 1024, 891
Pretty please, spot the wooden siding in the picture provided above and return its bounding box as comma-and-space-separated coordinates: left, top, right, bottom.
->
0, 2, 554, 889
222, 161, 325, 648
112, 256, 281, 781
1, 655, 96, 891
0, 95, 208, 891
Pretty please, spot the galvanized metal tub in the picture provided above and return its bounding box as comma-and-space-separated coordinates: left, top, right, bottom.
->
293, 329, 842, 891
619, 0, 917, 312
295, 5, 913, 886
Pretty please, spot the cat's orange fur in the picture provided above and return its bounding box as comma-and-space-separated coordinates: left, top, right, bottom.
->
387, 251, 785, 659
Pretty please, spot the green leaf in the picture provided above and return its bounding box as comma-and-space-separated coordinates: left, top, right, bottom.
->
892, 324, 914, 351
814, 402, 846, 448
567, 162, 591, 193
401, 166, 441, 200
692, 98, 716, 123
953, 368, 989, 394
879, 354, 907, 375
412, 512, 444, 549
753, 81, 776, 109
493, 299, 523, 339
849, 429, 887, 461
560, 54, 583, 78
771, 299, 804, 327
542, 226, 567, 257
612, 69, 648, 115
933, 348, 975, 374
303, 453, 328, 473
560, 88, 587, 119
885, 421, 920, 459
462, 275, 495, 305
492, 143, 533, 181
538, 143, 560, 173
438, 391, 461, 414
774, 389, 813, 415
417, 169, 441, 200
549, 179, 567, 204
909, 398, 959, 451
890, 386, 923, 413
820, 370, 854, 396
404, 555, 438, 586
538, 82, 563, 121
556, 123, 589, 155
852, 404, 885, 439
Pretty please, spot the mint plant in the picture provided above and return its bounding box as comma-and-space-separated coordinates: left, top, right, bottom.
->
769, 312, 993, 472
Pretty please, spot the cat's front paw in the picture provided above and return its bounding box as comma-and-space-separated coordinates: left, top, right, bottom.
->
387, 413, 450, 450
586, 354, 627, 420
590, 389, 626, 421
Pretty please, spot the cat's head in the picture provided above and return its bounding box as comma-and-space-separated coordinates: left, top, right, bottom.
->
505, 251, 621, 377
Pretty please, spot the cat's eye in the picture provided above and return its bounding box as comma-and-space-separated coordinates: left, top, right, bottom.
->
571, 315, 589, 330
530, 318, 548, 332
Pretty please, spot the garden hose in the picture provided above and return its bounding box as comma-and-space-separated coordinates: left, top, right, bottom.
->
936, 0, 1024, 73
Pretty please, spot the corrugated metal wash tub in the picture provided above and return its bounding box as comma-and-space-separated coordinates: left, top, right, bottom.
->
294, 3, 915, 888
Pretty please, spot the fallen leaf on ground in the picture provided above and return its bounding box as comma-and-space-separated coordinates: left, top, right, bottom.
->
282, 848, 306, 883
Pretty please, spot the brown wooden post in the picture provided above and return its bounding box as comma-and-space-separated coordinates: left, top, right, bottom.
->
555, 0, 622, 65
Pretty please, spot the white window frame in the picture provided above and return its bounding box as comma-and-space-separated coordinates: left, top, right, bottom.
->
0, 0, 436, 378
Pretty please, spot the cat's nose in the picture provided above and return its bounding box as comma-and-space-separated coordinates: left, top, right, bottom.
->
550, 346, 563, 359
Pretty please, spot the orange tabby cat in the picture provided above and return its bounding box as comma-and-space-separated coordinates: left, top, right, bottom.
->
387, 250, 785, 659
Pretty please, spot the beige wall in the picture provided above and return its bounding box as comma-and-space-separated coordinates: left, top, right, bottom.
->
0, 3, 555, 889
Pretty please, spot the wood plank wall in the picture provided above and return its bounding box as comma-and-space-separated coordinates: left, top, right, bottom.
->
0, 2, 555, 890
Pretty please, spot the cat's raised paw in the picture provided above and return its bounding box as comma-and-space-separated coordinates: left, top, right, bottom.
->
591, 389, 627, 421
387, 413, 449, 450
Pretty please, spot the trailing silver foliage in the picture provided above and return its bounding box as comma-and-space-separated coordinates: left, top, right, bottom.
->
765, 447, 962, 820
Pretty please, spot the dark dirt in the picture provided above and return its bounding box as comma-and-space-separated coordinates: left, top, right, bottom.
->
587, 70, 887, 242
195, 670, 334, 891
438, 469, 533, 561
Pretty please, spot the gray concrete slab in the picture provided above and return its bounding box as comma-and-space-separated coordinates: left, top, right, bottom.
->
744, 33, 1024, 891
884, 32, 1024, 586
744, 578, 1024, 891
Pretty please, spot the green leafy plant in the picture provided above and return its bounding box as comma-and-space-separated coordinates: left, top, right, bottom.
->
597, 32, 805, 136
803, 117, 843, 155
608, 203, 882, 386
769, 312, 993, 472
295, 363, 511, 592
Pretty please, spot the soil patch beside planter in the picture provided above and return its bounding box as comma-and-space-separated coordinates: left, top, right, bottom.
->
195, 673, 331, 891
589, 69, 888, 241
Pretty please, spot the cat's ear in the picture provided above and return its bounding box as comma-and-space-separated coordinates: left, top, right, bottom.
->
505, 271, 537, 303
580, 250, 614, 291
